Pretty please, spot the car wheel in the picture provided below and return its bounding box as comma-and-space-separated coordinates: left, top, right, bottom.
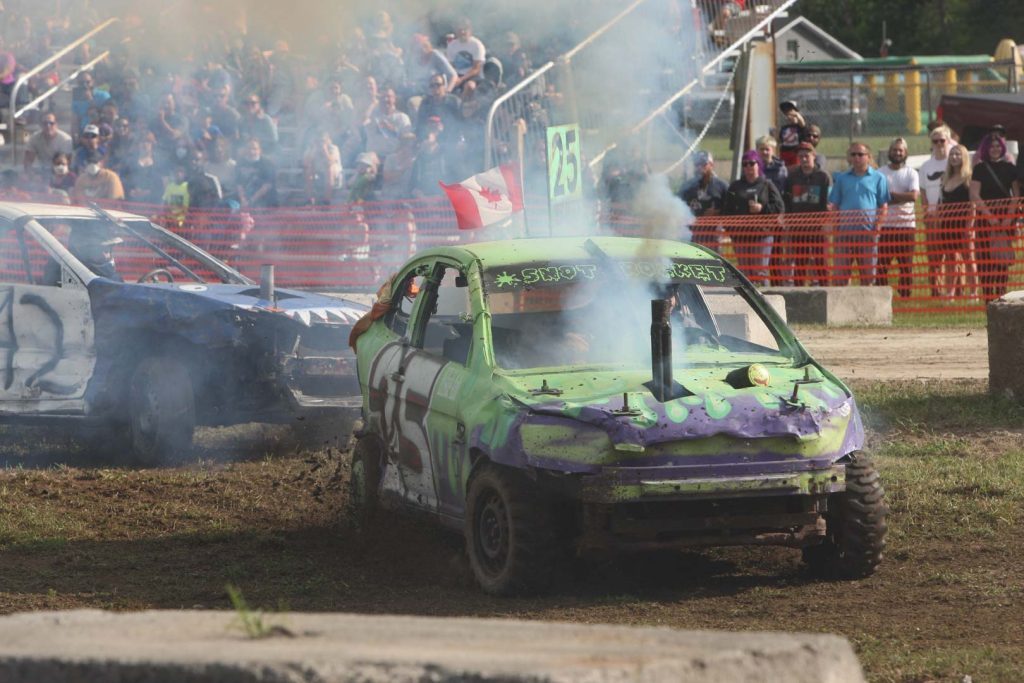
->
464, 464, 562, 596
804, 452, 888, 578
129, 356, 196, 466
348, 436, 382, 528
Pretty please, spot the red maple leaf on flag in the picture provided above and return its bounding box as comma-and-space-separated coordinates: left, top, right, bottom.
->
478, 186, 504, 205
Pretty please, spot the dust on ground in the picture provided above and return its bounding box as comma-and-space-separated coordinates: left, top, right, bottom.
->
796, 326, 988, 382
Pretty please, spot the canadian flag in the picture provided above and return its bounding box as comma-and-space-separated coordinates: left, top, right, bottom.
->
440, 162, 524, 230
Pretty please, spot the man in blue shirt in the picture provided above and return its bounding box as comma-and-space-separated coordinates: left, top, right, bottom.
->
828, 142, 890, 286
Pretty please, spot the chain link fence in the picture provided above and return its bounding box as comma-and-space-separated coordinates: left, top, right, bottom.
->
776, 59, 1019, 142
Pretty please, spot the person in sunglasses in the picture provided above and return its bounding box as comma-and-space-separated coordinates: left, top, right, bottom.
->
723, 149, 785, 285
24, 114, 73, 175
828, 142, 890, 287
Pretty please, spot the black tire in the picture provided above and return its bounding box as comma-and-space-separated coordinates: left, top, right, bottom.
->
348, 436, 382, 527
464, 464, 563, 596
804, 453, 888, 578
129, 356, 196, 466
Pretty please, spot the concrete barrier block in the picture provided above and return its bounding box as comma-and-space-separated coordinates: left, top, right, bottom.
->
987, 291, 1024, 398
761, 286, 892, 326
0, 610, 866, 683
706, 293, 787, 347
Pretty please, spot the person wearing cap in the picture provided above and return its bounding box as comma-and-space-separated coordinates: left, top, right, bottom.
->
23, 113, 73, 174
723, 149, 785, 285
68, 227, 123, 282
677, 151, 728, 250
72, 149, 124, 203
876, 137, 920, 298
777, 100, 808, 168
782, 141, 832, 285
348, 151, 381, 202
71, 124, 104, 175
828, 141, 890, 287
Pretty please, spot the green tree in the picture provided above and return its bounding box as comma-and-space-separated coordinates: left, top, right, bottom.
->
798, 0, 1024, 57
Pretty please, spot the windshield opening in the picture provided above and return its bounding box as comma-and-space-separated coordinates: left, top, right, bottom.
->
483, 259, 796, 371
34, 217, 249, 285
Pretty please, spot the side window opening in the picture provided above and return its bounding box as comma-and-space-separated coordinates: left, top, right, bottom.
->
386, 273, 425, 338
422, 265, 471, 363
0, 224, 51, 285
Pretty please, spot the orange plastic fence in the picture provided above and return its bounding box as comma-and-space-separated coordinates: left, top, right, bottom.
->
9, 194, 1024, 315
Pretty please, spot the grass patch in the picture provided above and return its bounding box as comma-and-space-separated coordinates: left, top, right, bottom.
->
878, 447, 1024, 543
856, 380, 1024, 432
857, 639, 1023, 683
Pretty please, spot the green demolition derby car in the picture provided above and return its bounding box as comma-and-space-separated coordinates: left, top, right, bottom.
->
350, 236, 887, 595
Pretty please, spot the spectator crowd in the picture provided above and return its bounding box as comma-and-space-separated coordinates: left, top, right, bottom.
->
0, 1, 572, 214
674, 101, 1024, 302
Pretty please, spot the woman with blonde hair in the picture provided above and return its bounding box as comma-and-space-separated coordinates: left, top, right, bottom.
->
935, 144, 977, 298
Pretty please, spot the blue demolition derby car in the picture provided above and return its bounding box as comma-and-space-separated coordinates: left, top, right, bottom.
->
0, 202, 367, 463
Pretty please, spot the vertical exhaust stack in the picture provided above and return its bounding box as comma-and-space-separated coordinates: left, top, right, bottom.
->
259, 264, 276, 303
650, 298, 673, 402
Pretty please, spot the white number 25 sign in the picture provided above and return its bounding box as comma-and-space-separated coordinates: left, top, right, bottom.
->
546, 124, 582, 204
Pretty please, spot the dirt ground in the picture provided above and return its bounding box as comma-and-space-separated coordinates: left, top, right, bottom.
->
1, 326, 1018, 683
796, 326, 989, 382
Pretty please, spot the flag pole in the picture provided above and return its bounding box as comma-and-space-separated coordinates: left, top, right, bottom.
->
545, 138, 554, 238
516, 118, 531, 237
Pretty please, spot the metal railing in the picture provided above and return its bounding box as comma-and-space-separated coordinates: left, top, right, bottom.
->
589, 0, 798, 170
481, 0, 797, 174
482, 0, 649, 169
8, 17, 120, 164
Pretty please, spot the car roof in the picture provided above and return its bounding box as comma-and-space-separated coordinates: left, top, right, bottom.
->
0, 201, 145, 223
416, 236, 715, 270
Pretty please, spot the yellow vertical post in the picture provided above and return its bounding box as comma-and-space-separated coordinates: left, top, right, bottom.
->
944, 68, 957, 95
905, 67, 921, 134
885, 72, 899, 113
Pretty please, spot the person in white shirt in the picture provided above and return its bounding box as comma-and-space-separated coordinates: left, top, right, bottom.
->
446, 18, 486, 92
878, 137, 920, 298
918, 124, 952, 297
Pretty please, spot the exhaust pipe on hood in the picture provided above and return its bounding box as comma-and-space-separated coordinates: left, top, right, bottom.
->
650, 298, 672, 402
259, 264, 276, 303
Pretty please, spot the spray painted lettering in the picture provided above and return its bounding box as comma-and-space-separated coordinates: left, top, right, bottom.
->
486, 260, 734, 290
20, 293, 76, 395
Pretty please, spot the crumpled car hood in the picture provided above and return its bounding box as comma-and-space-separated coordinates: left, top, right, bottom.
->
500, 366, 858, 449
142, 283, 367, 325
